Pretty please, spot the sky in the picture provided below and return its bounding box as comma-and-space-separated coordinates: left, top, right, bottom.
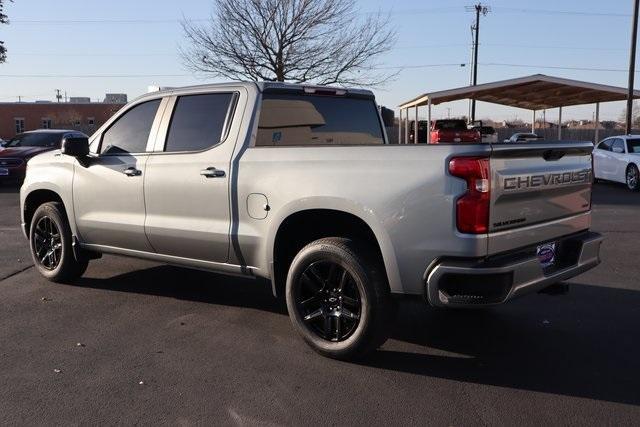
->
0, 0, 637, 122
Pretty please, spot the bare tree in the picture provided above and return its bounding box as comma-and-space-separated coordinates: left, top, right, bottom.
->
180, 0, 396, 87
0, 0, 12, 63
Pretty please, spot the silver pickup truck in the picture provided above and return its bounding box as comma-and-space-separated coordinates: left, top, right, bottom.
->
20, 82, 602, 360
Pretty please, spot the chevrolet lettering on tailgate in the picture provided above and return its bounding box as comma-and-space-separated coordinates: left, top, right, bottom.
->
503, 169, 592, 191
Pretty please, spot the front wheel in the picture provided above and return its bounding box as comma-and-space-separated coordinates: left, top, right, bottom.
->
29, 202, 88, 283
626, 164, 640, 191
285, 237, 394, 360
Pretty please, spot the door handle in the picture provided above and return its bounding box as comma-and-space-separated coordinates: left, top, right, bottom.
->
200, 167, 225, 178
123, 167, 141, 177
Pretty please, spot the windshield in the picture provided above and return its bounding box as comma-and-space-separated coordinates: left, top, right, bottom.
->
6, 133, 62, 148
627, 139, 640, 153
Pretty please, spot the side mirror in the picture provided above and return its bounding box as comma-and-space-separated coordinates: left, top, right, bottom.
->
612, 145, 624, 154
61, 136, 89, 157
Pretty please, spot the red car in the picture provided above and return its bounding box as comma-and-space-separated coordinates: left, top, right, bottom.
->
0, 130, 88, 184
409, 119, 481, 144
430, 119, 480, 143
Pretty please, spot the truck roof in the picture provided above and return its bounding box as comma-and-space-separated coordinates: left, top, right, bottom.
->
134, 81, 375, 104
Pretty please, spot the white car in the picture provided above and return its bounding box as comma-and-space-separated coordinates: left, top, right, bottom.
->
593, 135, 640, 191
470, 126, 498, 143
503, 133, 542, 143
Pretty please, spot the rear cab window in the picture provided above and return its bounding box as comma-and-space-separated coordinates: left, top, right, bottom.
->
163, 93, 235, 152
256, 93, 384, 146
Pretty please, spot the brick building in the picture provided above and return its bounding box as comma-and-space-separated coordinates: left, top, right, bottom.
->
0, 99, 126, 140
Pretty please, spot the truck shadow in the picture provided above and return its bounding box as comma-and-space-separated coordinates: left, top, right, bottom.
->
369, 282, 640, 406
592, 181, 640, 206
77, 265, 286, 315
76, 265, 638, 406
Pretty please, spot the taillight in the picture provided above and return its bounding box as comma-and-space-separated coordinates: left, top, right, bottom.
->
431, 130, 441, 143
449, 157, 490, 234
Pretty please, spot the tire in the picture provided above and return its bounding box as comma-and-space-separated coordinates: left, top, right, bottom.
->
29, 202, 88, 283
285, 237, 394, 360
626, 164, 640, 192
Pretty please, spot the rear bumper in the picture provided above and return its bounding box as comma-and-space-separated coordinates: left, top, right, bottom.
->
425, 231, 603, 307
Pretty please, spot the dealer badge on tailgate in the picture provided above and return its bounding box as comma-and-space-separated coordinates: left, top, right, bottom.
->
536, 242, 557, 269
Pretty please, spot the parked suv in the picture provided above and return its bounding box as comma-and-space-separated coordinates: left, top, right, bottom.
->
20, 82, 602, 360
0, 130, 87, 184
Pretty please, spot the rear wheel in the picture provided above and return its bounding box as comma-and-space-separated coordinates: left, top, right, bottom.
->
285, 237, 394, 360
30, 202, 88, 283
626, 164, 639, 191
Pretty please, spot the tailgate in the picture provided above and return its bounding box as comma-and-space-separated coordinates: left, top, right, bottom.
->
489, 142, 593, 243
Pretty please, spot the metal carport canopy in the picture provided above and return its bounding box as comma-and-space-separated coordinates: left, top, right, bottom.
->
396, 74, 640, 144
398, 74, 640, 110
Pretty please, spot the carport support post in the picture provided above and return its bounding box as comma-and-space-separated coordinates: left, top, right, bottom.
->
404, 108, 409, 145
558, 107, 563, 140
532, 110, 536, 133
427, 98, 432, 144
415, 106, 419, 144
398, 108, 403, 144
595, 102, 600, 143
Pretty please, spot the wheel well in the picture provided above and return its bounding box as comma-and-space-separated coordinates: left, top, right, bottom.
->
272, 209, 388, 297
24, 190, 65, 234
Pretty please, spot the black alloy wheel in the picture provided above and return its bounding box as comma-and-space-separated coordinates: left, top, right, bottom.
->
626, 164, 639, 191
33, 216, 63, 270
29, 202, 89, 282
285, 237, 395, 360
295, 260, 362, 342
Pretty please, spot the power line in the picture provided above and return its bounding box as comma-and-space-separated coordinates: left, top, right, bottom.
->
11, 52, 176, 57
7, 7, 630, 25
8, 43, 627, 57
9, 8, 461, 25
2, 63, 640, 78
480, 62, 638, 73
493, 7, 630, 17
11, 18, 207, 24
0, 73, 191, 78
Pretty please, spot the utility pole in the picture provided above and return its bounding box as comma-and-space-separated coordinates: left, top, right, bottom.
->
55, 89, 62, 103
466, 3, 490, 123
627, 0, 639, 134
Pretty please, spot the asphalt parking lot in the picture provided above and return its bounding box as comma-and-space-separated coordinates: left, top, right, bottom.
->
0, 182, 639, 425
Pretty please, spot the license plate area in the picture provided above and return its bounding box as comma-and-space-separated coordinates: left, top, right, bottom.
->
0, 168, 8, 176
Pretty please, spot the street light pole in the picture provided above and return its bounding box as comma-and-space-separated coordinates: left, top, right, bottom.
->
471, 5, 481, 122
626, 0, 639, 134
467, 3, 490, 123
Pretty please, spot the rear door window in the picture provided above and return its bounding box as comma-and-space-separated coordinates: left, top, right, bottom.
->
627, 139, 640, 153
256, 94, 383, 146
164, 93, 235, 152
100, 99, 161, 155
